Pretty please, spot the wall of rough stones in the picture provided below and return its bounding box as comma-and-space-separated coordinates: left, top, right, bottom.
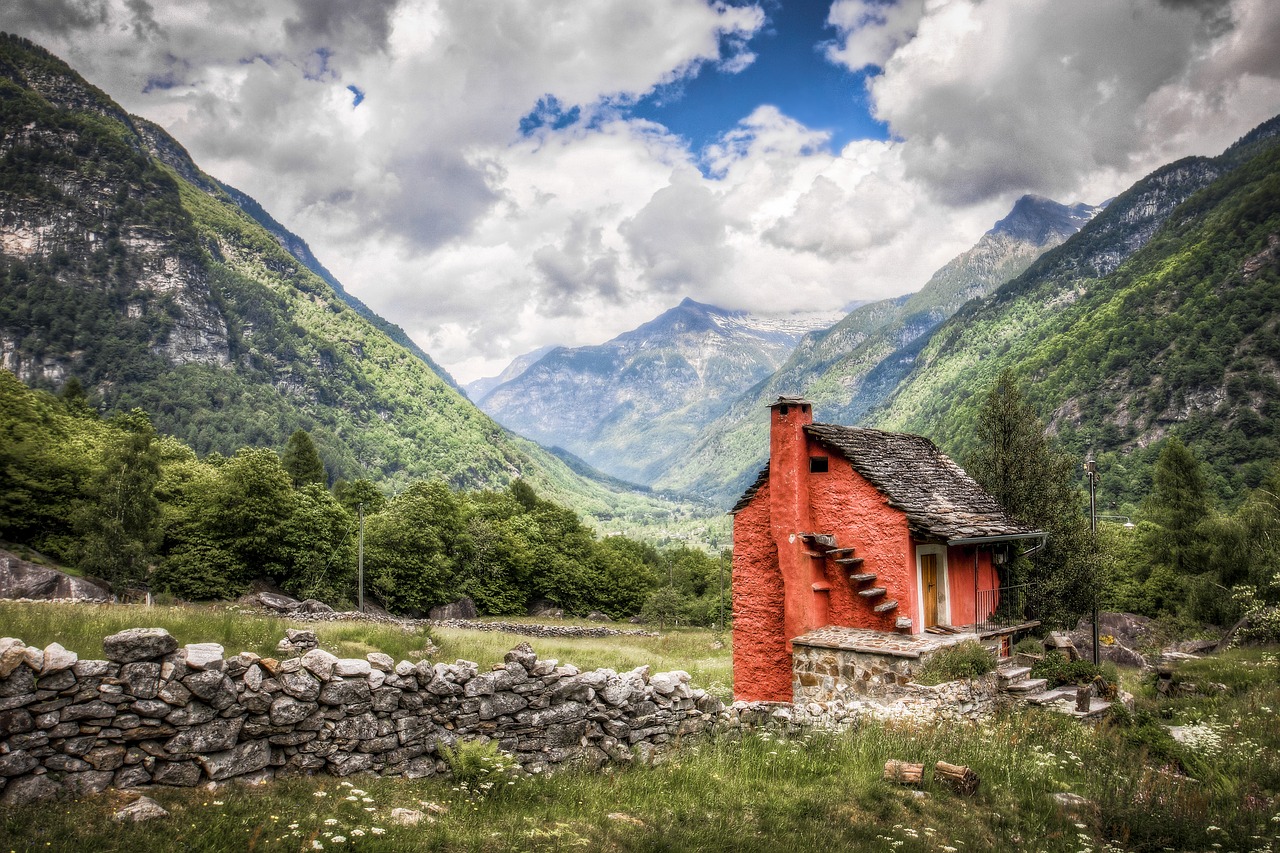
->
791, 644, 1000, 722
0, 629, 723, 806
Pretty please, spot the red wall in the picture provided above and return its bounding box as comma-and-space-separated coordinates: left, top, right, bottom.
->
730, 479, 791, 702
808, 453, 914, 632
944, 545, 1001, 626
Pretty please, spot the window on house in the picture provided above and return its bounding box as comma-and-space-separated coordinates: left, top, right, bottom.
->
809, 456, 828, 473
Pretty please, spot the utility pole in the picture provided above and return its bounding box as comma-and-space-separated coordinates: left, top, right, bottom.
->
1085, 458, 1099, 665
357, 502, 365, 614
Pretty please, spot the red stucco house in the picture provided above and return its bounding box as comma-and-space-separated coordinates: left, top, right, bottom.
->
730, 396, 1045, 703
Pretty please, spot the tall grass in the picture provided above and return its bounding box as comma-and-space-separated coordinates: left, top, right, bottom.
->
2, 601, 1277, 852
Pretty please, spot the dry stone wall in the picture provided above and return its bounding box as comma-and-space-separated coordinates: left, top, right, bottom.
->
0, 630, 722, 806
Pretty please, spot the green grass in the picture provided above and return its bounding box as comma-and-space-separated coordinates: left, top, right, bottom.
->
2, 602, 1278, 852
0, 602, 730, 694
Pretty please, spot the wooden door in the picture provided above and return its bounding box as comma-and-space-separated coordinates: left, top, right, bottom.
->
921, 553, 938, 627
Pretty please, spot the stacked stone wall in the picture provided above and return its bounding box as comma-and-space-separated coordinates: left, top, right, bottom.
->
0, 630, 722, 806
791, 644, 1001, 722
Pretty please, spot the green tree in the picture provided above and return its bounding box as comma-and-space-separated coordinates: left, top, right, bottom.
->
968, 369, 1094, 627
365, 480, 472, 614
71, 409, 162, 590
280, 428, 326, 488
279, 484, 356, 603
1143, 437, 1213, 578
332, 478, 386, 515
207, 447, 297, 582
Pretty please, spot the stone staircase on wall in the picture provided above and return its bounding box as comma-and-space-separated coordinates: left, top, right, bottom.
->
800, 533, 900, 622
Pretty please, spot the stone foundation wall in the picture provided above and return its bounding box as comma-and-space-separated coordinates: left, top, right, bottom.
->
791, 644, 1001, 722
792, 644, 920, 701
0, 630, 721, 806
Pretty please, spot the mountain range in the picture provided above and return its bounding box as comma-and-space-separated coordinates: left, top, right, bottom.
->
1, 32, 1276, 540
0, 34, 707, 540
471, 299, 842, 484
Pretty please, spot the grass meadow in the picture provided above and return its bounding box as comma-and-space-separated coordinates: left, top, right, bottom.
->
1, 601, 1278, 852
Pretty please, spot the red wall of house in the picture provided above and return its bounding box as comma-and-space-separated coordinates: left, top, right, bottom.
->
730, 479, 792, 703
808, 453, 914, 632
944, 545, 1001, 626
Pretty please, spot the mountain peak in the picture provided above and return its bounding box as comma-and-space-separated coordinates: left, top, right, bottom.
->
992, 194, 1101, 245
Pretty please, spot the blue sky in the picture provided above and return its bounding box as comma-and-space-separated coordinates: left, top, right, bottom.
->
630, 1, 888, 156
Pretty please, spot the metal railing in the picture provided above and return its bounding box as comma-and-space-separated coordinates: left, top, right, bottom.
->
974, 583, 1032, 629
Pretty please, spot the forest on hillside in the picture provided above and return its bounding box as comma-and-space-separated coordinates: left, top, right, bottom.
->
0, 371, 728, 625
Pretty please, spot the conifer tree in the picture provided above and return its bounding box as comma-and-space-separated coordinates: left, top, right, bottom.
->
968, 369, 1093, 627
281, 429, 326, 488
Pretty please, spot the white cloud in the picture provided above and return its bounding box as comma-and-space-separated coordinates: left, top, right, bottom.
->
2, 0, 1278, 383
832, 0, 1280, 204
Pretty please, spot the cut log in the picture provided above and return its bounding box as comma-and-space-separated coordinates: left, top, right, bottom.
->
883, 760, 924, 786
934, 761, 980, 796
1075, 684, 1091, 713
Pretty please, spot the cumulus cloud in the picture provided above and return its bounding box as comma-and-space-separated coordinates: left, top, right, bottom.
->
830, 0, 1280, 204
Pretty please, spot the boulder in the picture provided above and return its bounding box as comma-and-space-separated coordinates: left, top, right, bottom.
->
255, 592, 301, 613
0, 552, 110, 601
586, 611, 613, 622
429, 597, 477, 620
527, 599, 564, 619
296, 599, 334, 614
103, 628, 178, 663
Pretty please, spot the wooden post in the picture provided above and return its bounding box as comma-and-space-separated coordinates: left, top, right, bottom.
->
1076, 683, 1091, 713
934, 761, 980, 795
883, 760, 925, 786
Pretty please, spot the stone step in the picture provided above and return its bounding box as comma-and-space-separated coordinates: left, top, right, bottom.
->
835, 556, 865, 567
997, 666, 1032, 685
848, 572, 877, 583
1002, 677, 1049, 694
857, 587, 887, 598
826, 547, 857, 557
1022, 687, 1079, 706
873, 599, 899, 614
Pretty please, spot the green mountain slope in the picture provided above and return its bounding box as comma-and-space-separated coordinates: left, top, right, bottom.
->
0, 34, 702, 533
873, 119, 1280, 505
653, 196, 1098, 507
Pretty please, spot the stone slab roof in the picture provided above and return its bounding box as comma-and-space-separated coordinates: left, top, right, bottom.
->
804, 423, 1033, 542
729, 464, 769, 515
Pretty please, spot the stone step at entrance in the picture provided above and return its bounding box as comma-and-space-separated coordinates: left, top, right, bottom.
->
873, 599, 899, 614
1002, 677, 1049, 694
997, 665, 1032, 686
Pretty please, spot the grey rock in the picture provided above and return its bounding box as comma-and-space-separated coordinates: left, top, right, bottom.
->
320, 679, 370, 706
0, 708, 33, 737
73, 659, 114, 678
300, 649, 338, 680
103, 628, 178, 663
152, 760, 202, 786
113, 765, 152, 788
428, 597, 477, 620
164, 717, 244, 754
1, 774, 62, 805
0, 553, 110, 602
113, 795, 170, 822
84, 745, 126, 771
334, 658, 371, 678
278, 670, 321, 702
166, 701, 218, 726
61, 699, 117, 721
269, 696, 317, 726
197, 739, 270, 781
256, 592, 302, 613
120, 661, 163, 699
296, 599, 334, 614
181, 671, 237, 709
62, 769, 114, 795
183, 643, 225, 671
479, 692, 528, 720
39, 642, 78, 675
0, 750, 39, 777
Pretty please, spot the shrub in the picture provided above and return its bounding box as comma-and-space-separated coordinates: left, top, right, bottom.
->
915, 640, 995, 684
1031, 650, 1114, 688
